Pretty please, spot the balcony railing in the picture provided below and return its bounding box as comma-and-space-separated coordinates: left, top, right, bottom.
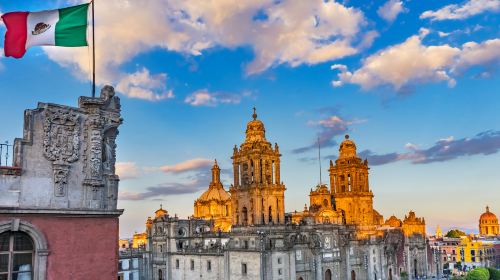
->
0, 141, 13, 167
0, 141, 20, 176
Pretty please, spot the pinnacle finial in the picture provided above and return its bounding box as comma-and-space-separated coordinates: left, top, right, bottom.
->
486, 205, 490, 212
214, 159, 218, 165
345, 134, 349, 139
160, 204, 163, 209
252, 107, 257, 120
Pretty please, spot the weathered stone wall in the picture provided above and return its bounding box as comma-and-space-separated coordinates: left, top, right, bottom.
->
169, 254, 225, 280
226, 251, 261, 280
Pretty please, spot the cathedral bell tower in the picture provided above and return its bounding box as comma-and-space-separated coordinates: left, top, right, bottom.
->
230, 108, 285, 226
329, 135, 375, 226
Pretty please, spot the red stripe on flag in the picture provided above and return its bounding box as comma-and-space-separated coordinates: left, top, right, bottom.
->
2, 12, 29, 58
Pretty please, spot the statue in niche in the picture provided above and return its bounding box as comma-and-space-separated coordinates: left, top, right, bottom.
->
102, 131, 117, 174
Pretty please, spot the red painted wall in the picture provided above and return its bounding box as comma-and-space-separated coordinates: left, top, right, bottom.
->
0, 215, 119, 280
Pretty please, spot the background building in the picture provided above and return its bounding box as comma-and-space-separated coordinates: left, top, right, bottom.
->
479, 206, 499, 236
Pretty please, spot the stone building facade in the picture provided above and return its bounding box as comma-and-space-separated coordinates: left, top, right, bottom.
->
0, 86, 123, 279
145, 109, 432, 280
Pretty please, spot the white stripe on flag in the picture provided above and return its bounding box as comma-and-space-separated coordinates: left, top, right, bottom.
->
26, 10, 59, 49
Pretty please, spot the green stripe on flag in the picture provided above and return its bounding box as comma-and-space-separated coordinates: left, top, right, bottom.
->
55, 3, 89, 46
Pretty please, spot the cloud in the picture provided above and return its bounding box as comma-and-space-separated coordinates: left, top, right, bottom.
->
115, 68, 174, 101
293, 114, 365, 154
119, 173, 210, 200
43, 0, 369, 99
453, 39, 500, 73
184, 89, 248, 107
357, 130, 500, 166
420, 0, 500, 21
377, 0, 407, 23
159, 158, 213, 173
331, 31, 500, 91
119, 158, 225, 200
116, 162, 141, 180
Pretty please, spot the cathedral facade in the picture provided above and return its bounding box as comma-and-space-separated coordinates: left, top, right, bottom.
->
145, 110, 432, 280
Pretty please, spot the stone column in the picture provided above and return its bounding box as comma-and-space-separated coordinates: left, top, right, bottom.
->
255, 158, 261, 184
315, 253, 322, 280
275, 161, 280, 185
234, 162, 239, 187
80, 98, 106, 209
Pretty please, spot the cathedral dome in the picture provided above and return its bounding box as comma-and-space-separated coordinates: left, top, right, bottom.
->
480, 206, 498, 223
155, 205, 168, 218
196, 160, 231, 202
198, 185, 231, 202
339, 135, 357, 158
245, 108, 267, 143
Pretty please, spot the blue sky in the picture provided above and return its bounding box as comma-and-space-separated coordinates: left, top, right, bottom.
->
1, 0, 499, 238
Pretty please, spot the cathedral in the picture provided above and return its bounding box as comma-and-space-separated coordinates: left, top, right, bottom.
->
144, 109, 431, 280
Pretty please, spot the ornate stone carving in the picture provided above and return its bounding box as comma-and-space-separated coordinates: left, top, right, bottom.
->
52, 164, 70, 197
43, 108, 80, 163
42, 108, 80, 197
79, 86, 122, 209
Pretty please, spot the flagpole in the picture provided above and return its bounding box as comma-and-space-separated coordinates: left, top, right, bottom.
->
318, 137, 322, 185
91, 0, 96, 98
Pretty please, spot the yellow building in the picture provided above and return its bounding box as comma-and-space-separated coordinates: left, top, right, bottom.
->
193, 160, 232, 232
132, 232, 147, 248
479, 206, 499, 236
456, 236, 496, 266
230, 109, 286, 226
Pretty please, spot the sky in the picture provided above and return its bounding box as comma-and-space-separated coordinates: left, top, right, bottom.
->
0, 0, 499, 238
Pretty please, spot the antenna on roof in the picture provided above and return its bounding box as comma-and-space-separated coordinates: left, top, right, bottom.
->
318, 137, 322, 185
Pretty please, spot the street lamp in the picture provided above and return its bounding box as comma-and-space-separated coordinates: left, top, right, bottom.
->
257, 231, 267, 280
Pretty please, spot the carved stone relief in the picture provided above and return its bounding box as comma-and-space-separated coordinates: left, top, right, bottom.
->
42, 108, 80, 197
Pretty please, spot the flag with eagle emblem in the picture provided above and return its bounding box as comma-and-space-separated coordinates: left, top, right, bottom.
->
1, 3, 89, 58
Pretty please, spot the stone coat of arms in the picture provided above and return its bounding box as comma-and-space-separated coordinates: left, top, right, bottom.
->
43, 108, 80, 196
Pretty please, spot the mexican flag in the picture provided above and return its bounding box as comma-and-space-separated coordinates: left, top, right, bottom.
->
1, 3, 89, 58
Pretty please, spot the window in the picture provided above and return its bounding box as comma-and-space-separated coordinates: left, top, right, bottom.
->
176, 259, 179, 269
278, 268, 283, 275
241, 263, 247, 275
277, 257, 282, 264
207, 260, 212, 271
190, 259, 195, 270
158, 269, 163, 280
0, 231, 34, 280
